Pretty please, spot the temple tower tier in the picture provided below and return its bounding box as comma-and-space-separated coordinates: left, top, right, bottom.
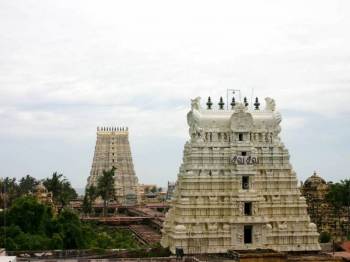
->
161, 96, 320, 254
87, 126, 139, 205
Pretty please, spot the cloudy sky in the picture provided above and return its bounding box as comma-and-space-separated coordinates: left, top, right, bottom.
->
1, 0, 349, 191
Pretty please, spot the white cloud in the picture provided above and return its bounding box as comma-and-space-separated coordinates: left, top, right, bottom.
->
0, 0, 350, 185
281, 116, 306, 130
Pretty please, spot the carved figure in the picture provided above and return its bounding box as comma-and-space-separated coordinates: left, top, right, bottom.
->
255, 232, 261, 242
237, 233, 243, 243
191, 97, 201, 111
208, 223, 218, 231
278, 221, 287, 230
265, 97, 276, 111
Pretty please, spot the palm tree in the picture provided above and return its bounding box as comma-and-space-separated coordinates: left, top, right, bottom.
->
82, 185, 97, 215
97, 167, 115, 216
0, 177, 19, 208
18, 175, 38, 195
43, 172, 77, 212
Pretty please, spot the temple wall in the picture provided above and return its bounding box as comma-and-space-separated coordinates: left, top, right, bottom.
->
161, 97, 320, 254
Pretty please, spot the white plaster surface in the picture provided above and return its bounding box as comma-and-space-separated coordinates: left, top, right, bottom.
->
161, 97, 320, 254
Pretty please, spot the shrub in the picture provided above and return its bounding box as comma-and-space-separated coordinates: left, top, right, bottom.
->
319, 231, 331, 243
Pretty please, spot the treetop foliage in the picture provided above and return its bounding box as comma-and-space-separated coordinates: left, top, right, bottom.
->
326, 179, 350, 208
1, 173, 77, 210
0, 196, 140, 251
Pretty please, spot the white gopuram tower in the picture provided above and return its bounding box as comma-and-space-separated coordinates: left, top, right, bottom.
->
161, 96, 320, 254
87, 127, 139, 205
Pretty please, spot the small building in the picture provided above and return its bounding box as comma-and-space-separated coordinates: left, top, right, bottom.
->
166, 181, 176, 200
301, 172, 349, 241
138, 184, 166, 204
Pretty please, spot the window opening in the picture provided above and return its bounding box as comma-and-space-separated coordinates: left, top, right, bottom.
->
244, 225, 253, 244
242, 176, 249, 189
244, 202, 252, 216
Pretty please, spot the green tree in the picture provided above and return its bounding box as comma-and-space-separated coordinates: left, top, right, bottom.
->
0, 224, 22, 250
0, 191, 142, 251
1, 196, 55, 250
97, 167, 115, 216
95, 232, 113, 249
150, 186, 157, 193
326, 179, 350, 239
82, 185, 97, 215
319, 231, 331, 243
57, 209, 86, 249
49, 233, 63, 249
0, 177, 19, 208
14, 232, 50, 250
144, 187, 150, 194
18, 175, 38, 195
6, 196, 52, 234
82, 195, 91, 215
43, 172, 77, 211
43, 172, 63, 201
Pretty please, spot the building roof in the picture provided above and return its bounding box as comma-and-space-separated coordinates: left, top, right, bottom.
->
187, 97, 281, 132
304, 172, 327, 188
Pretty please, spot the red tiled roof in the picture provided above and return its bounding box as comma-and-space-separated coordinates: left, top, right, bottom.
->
341, 241, 350, 252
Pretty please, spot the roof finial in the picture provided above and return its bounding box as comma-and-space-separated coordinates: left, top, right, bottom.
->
244, 97, 249, 107
206, 96, 213, 110
218, 96, 224, 110
254, 97, 260, 110
230, 96, 236, 109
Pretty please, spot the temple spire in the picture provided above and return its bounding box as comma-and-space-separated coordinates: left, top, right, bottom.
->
206, 96, 213, 110
218, 97, 224, 110
244, 97, 249, 107
230, 97, 236, 109
254, 97, 260, 110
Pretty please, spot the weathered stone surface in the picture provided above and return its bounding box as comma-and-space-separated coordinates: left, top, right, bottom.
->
161, 97, 320, 254
86, 127, 139, 205
301, 172, 349, 241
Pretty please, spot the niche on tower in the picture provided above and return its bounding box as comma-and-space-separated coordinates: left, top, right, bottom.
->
244, 225, 253, 244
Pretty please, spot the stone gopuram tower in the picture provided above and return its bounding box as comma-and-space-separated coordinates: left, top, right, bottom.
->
161, 96, 320, 254
87, 127, 139, 205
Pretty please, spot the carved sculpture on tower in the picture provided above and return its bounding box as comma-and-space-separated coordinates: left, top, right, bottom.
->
87, 126, 139, 205
161, 96, 320, 254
